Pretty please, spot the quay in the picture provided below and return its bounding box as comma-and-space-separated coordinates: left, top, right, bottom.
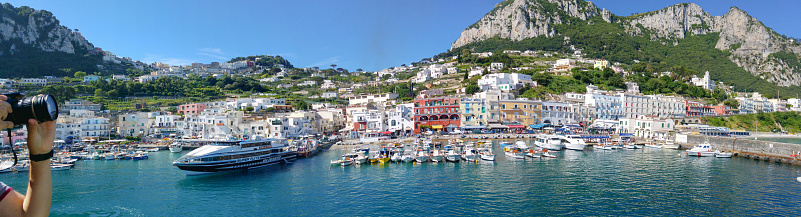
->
678, 134, 801, 165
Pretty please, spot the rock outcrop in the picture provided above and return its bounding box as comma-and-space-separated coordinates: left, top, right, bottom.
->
1, 5, 95, 55
451, 0, 604, 50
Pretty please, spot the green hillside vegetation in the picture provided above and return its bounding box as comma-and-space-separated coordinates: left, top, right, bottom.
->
229, 55, 294, 68
0, 3, 103, 78
704, 112, 801, 134
441, 12, 801, 96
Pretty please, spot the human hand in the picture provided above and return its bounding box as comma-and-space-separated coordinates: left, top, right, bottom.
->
26, 119, 56, 155
0, 95, 12, 130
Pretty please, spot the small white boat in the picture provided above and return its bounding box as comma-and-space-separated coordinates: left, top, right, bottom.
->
797, 177, 801, 183
542, 151, 556, 158
525, 149, 541, 158
461, 146, 479, 162
331, 154, 355, 166
623, 144, 636, 149
645, 142, 662, 149
478, 148, 495, 161
686, 142, 715, 157
390, 151, 403, 162
104, 154, 116, 160
714, 151, 733, 158
662, 141, 679, 149
169, 143, 182, 153
414, 149, 430, 163
430, 149, 444, 162
147, 148, 160, 152
354, 154, 369, 165
50, 163, 72, 171
444, 145, 460, 162
401, 151, 415, 163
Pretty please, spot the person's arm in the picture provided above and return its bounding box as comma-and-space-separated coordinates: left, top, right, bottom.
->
0, 118, 55, 217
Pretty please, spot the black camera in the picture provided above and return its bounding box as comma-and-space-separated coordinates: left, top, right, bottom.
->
3, 92, 59, 126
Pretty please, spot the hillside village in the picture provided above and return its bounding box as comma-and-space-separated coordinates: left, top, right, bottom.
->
1, 47, 800, 145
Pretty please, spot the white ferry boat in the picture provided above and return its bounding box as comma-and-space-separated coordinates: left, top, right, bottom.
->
172, 138, 296, 175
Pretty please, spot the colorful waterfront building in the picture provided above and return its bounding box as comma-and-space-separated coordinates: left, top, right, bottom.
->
498, 99, 541, 128
710, 105, 732, 116
178, 103, 206, 115
414, 97, 460, 133
460, 98, 487, 131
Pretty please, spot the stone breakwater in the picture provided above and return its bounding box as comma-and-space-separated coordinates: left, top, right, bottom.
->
680, 135, 801, 165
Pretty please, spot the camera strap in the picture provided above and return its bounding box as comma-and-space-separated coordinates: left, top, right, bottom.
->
7, 128, 17, 167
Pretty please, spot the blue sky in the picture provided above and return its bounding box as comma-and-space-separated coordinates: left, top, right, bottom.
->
4, 0, 800, 71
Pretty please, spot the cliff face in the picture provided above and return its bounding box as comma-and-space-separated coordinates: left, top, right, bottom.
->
623, 4, 801, 87
451, 0, 607, 50
0, 5, 94, 56
452, 0, 801, 87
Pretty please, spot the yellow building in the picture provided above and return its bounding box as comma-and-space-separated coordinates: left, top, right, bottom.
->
499, 99, 542, 126
594, 60, 610, 70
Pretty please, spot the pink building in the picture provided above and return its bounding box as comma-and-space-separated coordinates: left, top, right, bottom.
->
710, 105, 732, 116
178, 103, 205, 115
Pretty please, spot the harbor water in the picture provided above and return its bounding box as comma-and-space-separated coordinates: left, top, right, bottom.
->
2, 140, 801, 216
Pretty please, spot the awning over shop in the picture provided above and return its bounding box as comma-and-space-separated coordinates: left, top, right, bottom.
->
487, 124, 508, 129
380, 131, 392, 135
506, 125, 525, 129
461, 126, 486, 129
432, 125, 443, 129
338, 128, 352, 132
565, 124, 582, 128
619, 133, 634, 137
529, 123, 547, 129
581, 135, 610, 139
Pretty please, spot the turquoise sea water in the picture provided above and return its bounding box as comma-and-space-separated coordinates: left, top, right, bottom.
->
2, 141, 801, 216
758, 137, 801, 145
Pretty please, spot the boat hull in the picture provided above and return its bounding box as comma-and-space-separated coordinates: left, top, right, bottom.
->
687, 151, 714, 157
174, 152, 296, 175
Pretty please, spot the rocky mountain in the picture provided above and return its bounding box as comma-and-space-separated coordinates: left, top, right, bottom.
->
451, 0, 801, 90
0, 3, 102, 78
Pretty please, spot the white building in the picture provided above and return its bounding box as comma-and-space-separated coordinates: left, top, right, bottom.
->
297, 80, 317, 87
20, 78, 46, 86
619, 93, 651, 119
387, 104, 415, 135
348, 93, 398, 106
321, 80, 337, 89
553, 59, 576, 72
540, 101, 574, 125
618, 115, 675, 140
788, 98, 801, 111
322, 92, 338, 99
490, 62, 504, 71
0, 79, 15, 88
477, 73, 533, 91
691, 71, 715, 90
646, 95, 686, 119
225, 98, 286, 111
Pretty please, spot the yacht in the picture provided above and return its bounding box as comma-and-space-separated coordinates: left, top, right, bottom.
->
540, 135, 564, 151
172, 138, 296, 175
561, 135, 587, 151
686, 142, 715, 157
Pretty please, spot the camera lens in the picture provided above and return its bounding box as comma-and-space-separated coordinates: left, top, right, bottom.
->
3, 94, 59, 125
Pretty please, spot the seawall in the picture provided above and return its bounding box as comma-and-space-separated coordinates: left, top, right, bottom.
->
678, 135, 801, 165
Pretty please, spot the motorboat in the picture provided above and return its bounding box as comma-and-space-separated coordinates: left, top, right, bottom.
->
461, 145, 479, 162
354, 154, 369, 165
525, 149, 541, 158
686, 142, 715, 157
714, 150, 733, 158
414, 148, 430, 163
50, 163, 72, 171
133, 152, 149, 160
561, 135, 587, 151
542, 150, 557, 158
645, 141, 662, 149
401, 150, 415, 163
147, 148, 160, 152
430, 149, 445, 162
535, 135, 564, 151
503, 141, 527, 159
478, 147, 495, 161
623, 144, 636, 149
390, 149, 403, 162
662, 141, 679, 149
169, 142, 182, 153
172, 138, 296, 175
444, 145, 460, 162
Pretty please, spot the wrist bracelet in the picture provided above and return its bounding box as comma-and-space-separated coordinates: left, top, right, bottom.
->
30, 150, 54, 162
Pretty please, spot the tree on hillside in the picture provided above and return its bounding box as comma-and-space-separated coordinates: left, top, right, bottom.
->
724, 99, 739, 108
74, 71, 87, 78
466, 84, 480, 95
